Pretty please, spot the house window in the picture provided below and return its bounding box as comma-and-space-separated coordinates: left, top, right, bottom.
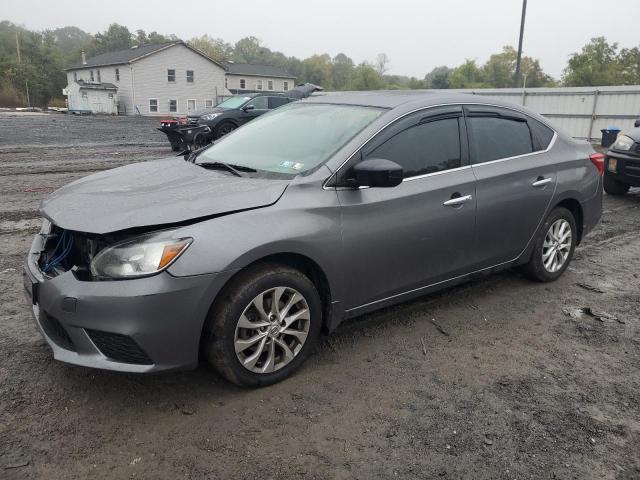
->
108, 93, 114, 98
115, 68, 120, 82
169, 99, 177, 113
90, 70, 94, 82
167, 69, 176, 82
186, 70, 194, 83
225, 77, 228, 89
97, 69, 101, 83
268, 80, 273, 90
239, 78, 246, 89
256, 79, 263, 90
149, 99, 158, 113
205, 100, 214, 108
283, 81, 289, 91
73, 72, 77, 81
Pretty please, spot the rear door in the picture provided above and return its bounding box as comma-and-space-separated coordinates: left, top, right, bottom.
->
336, 106, 477, 309
465, 106, 557, 268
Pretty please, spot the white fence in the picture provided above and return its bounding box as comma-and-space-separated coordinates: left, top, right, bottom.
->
446, 85, 640, 141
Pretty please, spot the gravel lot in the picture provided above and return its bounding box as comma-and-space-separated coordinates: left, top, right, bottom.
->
1, 113, 639, 479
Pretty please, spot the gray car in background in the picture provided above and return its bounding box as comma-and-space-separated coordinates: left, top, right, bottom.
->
24, 91, 603, 386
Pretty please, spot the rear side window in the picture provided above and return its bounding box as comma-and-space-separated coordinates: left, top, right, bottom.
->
268, 97, 290, 109
365, 118, 462, 178
468, 116, 533, 163
529, 118, 555, 151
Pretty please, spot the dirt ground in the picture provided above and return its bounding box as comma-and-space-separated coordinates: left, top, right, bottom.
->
0, 113, 639, 480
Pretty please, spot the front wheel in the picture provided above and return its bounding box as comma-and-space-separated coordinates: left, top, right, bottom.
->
213, 121, 236, 139
603, 175, 630, 195
203, 263, 322, 387
523, 207, 577, 282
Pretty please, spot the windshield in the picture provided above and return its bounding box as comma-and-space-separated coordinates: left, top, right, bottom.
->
217, 96, 252, 109
197, 103, 383, 175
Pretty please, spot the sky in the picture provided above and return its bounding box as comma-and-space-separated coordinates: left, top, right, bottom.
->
3, 0, 640, 80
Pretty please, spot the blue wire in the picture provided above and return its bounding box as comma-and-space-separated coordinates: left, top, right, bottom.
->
43, 230, 73, 272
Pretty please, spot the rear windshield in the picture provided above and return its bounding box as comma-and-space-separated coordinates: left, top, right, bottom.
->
197, 103, 383, 175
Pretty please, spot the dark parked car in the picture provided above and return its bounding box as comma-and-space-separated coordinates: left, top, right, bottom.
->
25, 92, 602, 387
190, 93, 295, 139
603, 119, 640, 195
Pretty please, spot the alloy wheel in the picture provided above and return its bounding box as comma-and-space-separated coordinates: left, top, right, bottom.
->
542, 219, 572, 273
234, 287, 310, 374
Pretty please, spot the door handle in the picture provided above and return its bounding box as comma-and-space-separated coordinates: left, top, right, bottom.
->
532, 177, 552, 187
443, 194, 473, 207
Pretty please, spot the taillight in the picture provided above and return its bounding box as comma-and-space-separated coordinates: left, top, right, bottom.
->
589, 153, 605, 176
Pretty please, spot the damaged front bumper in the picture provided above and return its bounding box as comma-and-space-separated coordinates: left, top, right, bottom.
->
23, 224, 228, 373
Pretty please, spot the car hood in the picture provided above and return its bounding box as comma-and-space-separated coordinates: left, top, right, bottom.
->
40, 158, 289, 234
190, 107, 226, 117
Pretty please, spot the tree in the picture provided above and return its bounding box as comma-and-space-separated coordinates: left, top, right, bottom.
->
189, 35, 234, 63
234, 36, 267, 63
448, 59, 488, 88
90, 23, 132, 56
331, 53, 354, 90
619, 46, 640, 85
348, 62, 385, 90
374, 53, 389, 76
302, 54, 334, 89
424, 66, 452, 89
563, 37, 624, 86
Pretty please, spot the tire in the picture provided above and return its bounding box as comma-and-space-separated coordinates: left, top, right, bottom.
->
213, 121, 236, 139
603, 175, 630, 195
203, 263, 322, 387
523, 206, 577, 282
192, 132, 209, 150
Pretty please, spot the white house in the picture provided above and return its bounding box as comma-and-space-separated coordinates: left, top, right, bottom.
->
64, 42, 228, 115
64, 42, 297, 116
224, 63, 296, 94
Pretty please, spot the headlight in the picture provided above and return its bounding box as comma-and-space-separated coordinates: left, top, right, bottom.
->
90, 231, 192, 279
201, 113, 221, 121
612, 135, 634, 151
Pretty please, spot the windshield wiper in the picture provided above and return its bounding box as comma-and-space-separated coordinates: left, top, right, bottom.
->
197, 161, 253, 177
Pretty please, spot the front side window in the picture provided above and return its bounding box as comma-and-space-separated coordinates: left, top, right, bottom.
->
245, 96, 268, 110
239, 78, 246, 89
268, 97, 290, 109
167, 69, 176, 82
169, 99, 177, 113
197, 104, 382, 176
149, 99, 158, 113
115, 68, 120, 81
256, 79, 263, 90
364, 118, 462, 178
468, 116, 533, 163
186, 70, 194, 83
283, 81, 289, 91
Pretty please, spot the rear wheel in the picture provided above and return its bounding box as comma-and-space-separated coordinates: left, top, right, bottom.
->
523, 207, 576, 282
603, 175, 630, 195
203, 263, 322, 387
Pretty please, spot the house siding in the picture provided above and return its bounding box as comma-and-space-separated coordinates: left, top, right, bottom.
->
131, 44, 226, 116
226, 74, 295, 93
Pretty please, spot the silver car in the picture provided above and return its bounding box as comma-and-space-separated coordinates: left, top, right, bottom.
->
24, 92, 603, 386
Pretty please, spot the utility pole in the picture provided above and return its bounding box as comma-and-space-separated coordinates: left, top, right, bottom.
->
514, 0, 527, 88
15, 30, 30, 107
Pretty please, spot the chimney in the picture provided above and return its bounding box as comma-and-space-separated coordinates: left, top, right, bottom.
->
81, 50, 87, 65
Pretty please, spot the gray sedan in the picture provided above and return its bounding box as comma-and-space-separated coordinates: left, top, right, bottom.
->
24, 91, 603, 386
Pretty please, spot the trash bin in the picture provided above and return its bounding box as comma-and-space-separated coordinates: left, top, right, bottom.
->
601, 127, 621, 148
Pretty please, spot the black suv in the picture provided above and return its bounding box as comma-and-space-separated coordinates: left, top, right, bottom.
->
188, 93, 294, 139
604, 119, 640, 195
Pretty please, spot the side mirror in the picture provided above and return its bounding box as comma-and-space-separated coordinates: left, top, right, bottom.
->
349, 158, 403, 188
242, 105, 255, 112
635, 118, 640, 128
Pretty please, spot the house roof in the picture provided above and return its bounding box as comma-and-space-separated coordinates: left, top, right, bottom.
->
76, 80, 118, 90
225, 63, 295, 79
66, 41, 225, 70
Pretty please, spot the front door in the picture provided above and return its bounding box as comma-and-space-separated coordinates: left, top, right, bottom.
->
187, 99, 196, 114
465, 106, 558, 268
239, 96, 269, 125
336, 106, 477, 310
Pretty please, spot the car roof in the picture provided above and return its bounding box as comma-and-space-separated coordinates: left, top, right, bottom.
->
301, 90, 518, 110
